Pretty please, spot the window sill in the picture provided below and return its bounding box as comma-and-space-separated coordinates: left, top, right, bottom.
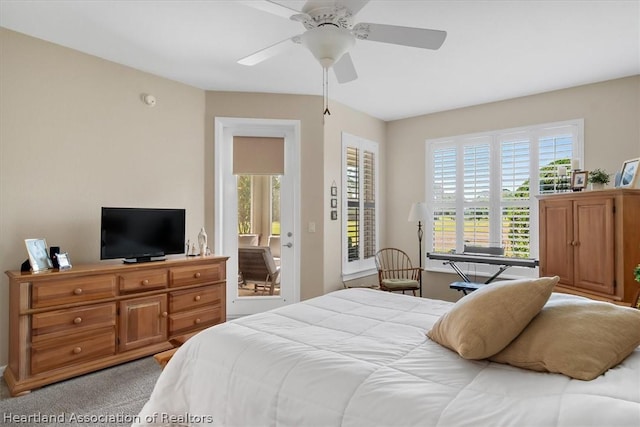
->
342, 268, 378, 282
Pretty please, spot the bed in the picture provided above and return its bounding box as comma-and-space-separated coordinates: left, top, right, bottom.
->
135, 288, 640, 427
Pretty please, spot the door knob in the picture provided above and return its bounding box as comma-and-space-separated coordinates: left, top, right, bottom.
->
284, 242, 293, 248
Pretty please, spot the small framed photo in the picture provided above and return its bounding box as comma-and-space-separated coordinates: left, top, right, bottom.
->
571, 170, 588, 191
25, 238, 53, 273
57, 252, 72, 270
331, 210, 338, 220
331, 198, 337, 208
330, 185, 337, 197
618, 157, 639, 188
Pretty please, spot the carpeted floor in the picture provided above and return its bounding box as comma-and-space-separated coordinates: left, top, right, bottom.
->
0, 356, 160, 426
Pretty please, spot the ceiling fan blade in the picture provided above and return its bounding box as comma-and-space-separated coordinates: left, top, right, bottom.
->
353, 23, 447, 50
238, 37, 297, 66
333, 53, 358, 83
337, 0, 370, 15
237, 0, 299, 19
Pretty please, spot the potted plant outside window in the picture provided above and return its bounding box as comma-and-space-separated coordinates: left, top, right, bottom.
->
588, 168, 610, 190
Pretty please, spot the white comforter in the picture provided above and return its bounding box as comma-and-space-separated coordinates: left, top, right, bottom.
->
135, 288, 640, 427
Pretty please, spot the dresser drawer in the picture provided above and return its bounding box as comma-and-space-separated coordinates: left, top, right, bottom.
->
169, 306, 222, 336
31, 327, 116, 375
32, 276, 117, 309
32, 303, 116, 342
118, 270, 168, 293
170, 263, 224, 288
169, 284, 223, 313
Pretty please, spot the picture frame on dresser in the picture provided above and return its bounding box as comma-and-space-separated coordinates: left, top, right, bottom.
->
57, 252, 72, 270
571, 170, 588, 191
618, 157, 639, 188
24, 238, 53, 272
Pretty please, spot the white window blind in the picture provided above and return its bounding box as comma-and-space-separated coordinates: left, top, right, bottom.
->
500, 132, 532, 258
426, 119, 583, 277
462, 139, 491, 247
342, 133, 379, 278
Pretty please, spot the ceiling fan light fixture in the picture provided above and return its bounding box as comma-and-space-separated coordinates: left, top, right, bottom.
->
301, 25, 355, 69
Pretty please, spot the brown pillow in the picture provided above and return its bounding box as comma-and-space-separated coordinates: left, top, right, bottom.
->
427, 276, 558, 359
490, 294, 640, 380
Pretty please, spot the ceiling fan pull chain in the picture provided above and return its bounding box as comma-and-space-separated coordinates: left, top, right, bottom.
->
323, 67, 331, 116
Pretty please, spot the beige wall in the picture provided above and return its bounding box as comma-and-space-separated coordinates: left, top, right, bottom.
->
203, 95, 386, 299
0, 29, 206, 365
386, 76, 640, 302
323, 102, 387, 293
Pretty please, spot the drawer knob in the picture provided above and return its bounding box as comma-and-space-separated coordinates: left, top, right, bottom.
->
194, 295, 201, 301
73, 317, 82, 324
194, 272, 201, 279
73, 347, 82, 354
141, 279, 149, 285
161, 311, 168, 318
73, 288, 83, 295
194, 318, 201, 324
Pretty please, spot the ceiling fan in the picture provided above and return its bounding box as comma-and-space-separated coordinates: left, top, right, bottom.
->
237, 0, 447, 84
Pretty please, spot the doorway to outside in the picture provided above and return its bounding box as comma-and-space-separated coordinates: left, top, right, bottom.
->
214, 117, 300, 318
237, 174, 282, 297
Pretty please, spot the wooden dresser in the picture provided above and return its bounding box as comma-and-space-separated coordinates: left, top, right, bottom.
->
4, 255, 227, 396
538, 188, 640, 304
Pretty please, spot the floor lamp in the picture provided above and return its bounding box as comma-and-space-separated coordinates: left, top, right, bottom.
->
408, 202, 429, 297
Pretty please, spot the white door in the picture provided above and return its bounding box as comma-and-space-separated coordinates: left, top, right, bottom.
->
214, 117, 300, 317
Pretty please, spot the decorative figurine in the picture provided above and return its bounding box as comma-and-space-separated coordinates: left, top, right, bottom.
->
198, 227, 208, 256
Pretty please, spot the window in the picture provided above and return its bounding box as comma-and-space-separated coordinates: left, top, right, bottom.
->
271, 175, 281, 235
237, 174, 281, 237
342, 133, 379, 278
426, 119, 583, 276
237, 175, 253, 234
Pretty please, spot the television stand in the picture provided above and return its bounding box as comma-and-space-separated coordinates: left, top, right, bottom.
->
123, 255, 166, 264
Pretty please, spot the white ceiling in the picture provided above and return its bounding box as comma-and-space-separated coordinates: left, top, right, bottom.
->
1, 0, 639, 121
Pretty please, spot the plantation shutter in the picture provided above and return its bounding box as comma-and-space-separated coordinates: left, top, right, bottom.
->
538, 127, 574, 194
362, 150, 376, 259
342, 133, 379, 277
346, 147, 360, 262
463, 140, 491, 246
432, 145, 457, 253
500, 133, 532, 257
426, 119, 582, 268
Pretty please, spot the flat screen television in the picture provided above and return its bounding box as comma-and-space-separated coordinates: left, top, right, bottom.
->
100, 207, 185, 263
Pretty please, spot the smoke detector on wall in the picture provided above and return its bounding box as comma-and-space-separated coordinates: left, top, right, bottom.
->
141, 94, 156, 107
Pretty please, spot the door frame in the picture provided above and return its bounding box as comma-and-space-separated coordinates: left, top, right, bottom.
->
214, 117, 301, 318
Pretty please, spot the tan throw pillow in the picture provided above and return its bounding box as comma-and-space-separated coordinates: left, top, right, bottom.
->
490, 294, 640, 380
427, 276, 559, 359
